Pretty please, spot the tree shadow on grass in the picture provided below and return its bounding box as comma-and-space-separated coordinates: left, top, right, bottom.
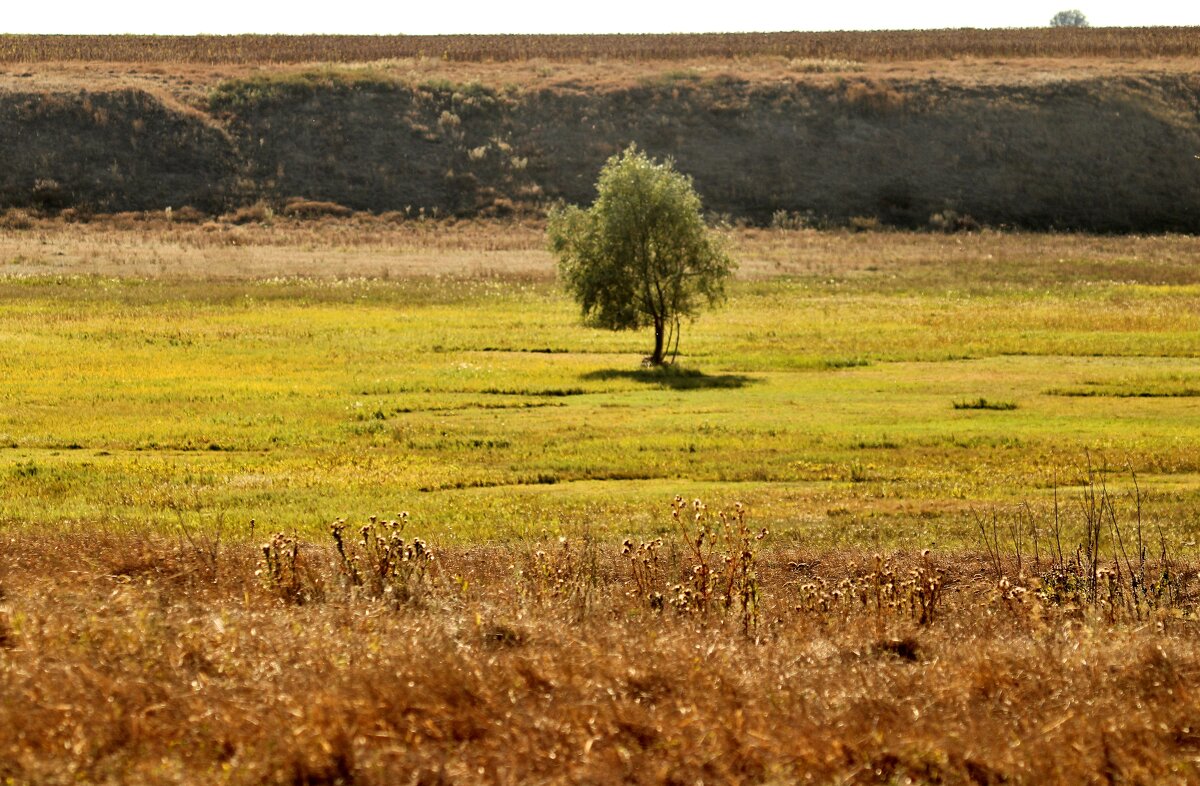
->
580, 366, 756, 390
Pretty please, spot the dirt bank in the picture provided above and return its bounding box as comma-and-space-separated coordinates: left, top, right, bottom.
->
4, 70, 1199, 230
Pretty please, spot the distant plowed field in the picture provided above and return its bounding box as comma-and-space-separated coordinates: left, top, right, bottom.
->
1, 28, 1199, 64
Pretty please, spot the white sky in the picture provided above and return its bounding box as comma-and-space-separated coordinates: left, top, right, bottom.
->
3, 0, 1198, 35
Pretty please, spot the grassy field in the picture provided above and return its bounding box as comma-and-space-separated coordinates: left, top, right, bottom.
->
3, 220, 1200, 783
2, 222, 1199, 547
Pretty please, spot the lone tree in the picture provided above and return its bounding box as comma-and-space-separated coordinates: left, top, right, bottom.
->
548, 145, 734, 366
1050, 9, 1089, 26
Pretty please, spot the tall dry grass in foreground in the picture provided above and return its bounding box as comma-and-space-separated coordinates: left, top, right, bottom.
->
2, 498, 1199, 784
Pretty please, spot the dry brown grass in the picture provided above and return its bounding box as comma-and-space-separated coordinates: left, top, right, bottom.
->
2, 498, 1200, 785
5, 214, 1200, 284
0, 213, 554, 280
4, 52, 1198, 107
2, 30, 1199, 65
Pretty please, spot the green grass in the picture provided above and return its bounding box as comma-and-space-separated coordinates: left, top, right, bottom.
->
1, 264, 1199, 547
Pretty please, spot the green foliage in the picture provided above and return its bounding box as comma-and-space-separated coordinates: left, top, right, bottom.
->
547, 145, 734, 365
208, 69, 401, 110
1050, 9, 1089, 27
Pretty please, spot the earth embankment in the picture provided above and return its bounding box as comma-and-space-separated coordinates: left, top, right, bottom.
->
4, 71, 1199, 230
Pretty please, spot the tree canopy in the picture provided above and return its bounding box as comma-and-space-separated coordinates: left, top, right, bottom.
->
547, 145, 734, 366
1050, 9, 1089, 27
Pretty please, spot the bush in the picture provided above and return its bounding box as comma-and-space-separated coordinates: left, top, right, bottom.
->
281, 199, 353, 219
60, 207, 92, 224
168, 205, 209, 223
0, 209, 34, 230
848, 215, 880, 232
770, 209, 813, 230
223, 202, 274, 224
30, 178, 69, 211
928, 209, 979, 233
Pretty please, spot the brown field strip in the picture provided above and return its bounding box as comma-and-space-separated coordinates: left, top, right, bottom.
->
2, 29, 1200, 65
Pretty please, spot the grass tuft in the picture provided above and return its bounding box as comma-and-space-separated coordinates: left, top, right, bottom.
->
953, 397, 1018, 410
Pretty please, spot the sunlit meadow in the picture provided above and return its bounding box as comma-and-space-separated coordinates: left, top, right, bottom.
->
2, 225, 1198, 546
3, 222, 1200, 784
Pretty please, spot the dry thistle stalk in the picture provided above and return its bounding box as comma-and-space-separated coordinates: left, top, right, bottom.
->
793, 552, 944, 627
256, 532, 310, 604
331, 513, 436, 605
624, 497, 765, 634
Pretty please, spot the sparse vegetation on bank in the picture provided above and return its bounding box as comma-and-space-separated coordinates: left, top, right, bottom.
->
5, 56, 1200, 230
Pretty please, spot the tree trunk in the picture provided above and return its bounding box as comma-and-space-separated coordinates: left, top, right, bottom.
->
650, 317, 665, 366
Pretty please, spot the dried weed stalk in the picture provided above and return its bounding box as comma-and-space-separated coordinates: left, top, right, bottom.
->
976, 459, 1190, 623
331, 513, 436, 605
